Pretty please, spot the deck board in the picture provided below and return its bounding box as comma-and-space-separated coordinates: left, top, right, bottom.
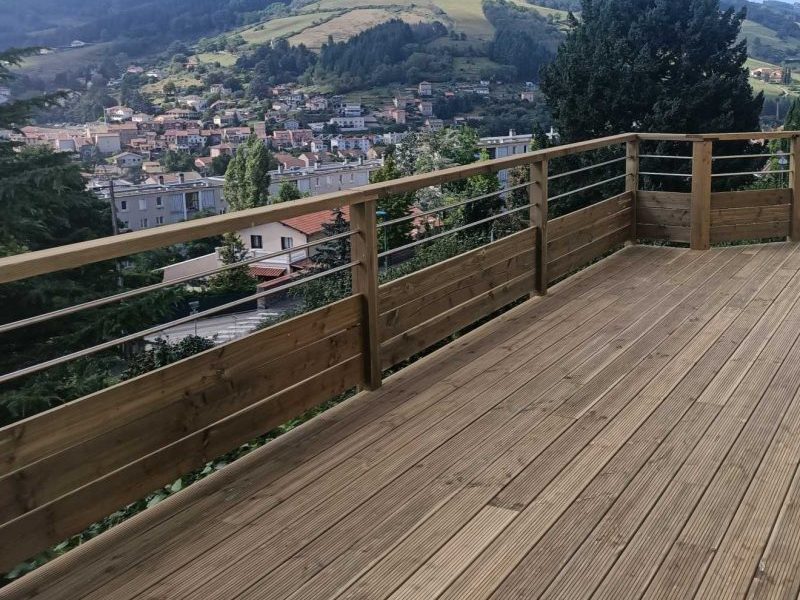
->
6, 243, 800, 600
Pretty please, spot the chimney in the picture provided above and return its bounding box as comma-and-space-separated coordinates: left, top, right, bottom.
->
314, 161, 320, 169
358, 156, 364, 166
179, 173, 185, 184
509, 129, 516, 137
158, 175, 164, 185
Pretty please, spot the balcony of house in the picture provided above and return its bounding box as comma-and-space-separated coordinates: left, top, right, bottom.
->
2, 132, 800, 599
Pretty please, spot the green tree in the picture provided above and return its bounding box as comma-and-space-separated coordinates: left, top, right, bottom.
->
370, 154, 414, 251
223, 135, 272, 210
277, 181, 302, 202
541, 0, 763, 141
206, 233, 257, 294
298, 208, 351, 310
210, 154, 232, 176
160, 150, 195, 173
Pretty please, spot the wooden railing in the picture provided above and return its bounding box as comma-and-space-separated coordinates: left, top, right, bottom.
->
0, 130, 798, 573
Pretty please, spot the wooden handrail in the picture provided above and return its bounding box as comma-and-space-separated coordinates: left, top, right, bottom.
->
0, 133, 635, 284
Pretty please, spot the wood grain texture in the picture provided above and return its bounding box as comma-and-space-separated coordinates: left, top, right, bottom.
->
691, 140, 713, 250
9, 243, 800, 600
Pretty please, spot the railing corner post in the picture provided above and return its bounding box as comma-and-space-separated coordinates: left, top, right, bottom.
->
690, 139, 712, 251
350, 200, 382, 391
626, 138, 640, 243
529, 159, 548, 295
790, 135, 800, 242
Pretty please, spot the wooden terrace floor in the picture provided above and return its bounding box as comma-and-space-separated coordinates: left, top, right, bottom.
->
7, 242, 800, 600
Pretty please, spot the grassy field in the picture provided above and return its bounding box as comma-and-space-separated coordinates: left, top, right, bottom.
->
196, 52, 238, 67
14, 43, 113, 79
239, 13, 331, 45
289, 7, 431, 49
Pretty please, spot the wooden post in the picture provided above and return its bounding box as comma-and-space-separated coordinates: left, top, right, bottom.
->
690, 140, 713, 250
790, 135, 800, 242
529, 159, 548, 294
626, 139, 640, 243
350, 200, 381, 390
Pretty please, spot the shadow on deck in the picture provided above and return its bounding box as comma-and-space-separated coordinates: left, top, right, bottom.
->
7, 241, 800, 599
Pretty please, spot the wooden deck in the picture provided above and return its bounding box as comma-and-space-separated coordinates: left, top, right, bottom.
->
8, 241, 800, 600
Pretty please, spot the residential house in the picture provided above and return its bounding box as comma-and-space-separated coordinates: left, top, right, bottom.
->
112, 152, 144, 169
418, 81, 432, 96
209, 84, 232, 97
281, 118, 300, 131
94, 175, 225, 232
478, 130, 534, 187
305, 96, 328, 111
329, 116, 366, 131
94, 132, 122, 155
181, 95, 207, 112
425, 118, 444, 131
390, 108, 406, 125
418, 101, 434, 117
105, 106, 134, 122
342, 102, 362, 118
520, 90, 536, 102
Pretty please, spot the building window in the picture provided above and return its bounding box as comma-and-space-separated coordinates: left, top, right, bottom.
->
138, 198, 147, 210
140, 217, 148, 228
155, 216, 164, 225
119, 200, 128, 211
121, 220, 129, 229
251, 235, 263, 249
156, 196, 163, 208
281, 237, 293, 250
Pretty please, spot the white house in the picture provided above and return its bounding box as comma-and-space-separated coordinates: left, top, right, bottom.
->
329, 116, 366, 131
418, 81, 432, 96
105, 106, 134, 122
112, 152, 144, 169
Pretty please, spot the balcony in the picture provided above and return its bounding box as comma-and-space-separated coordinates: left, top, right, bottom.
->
2, 132, 800, 599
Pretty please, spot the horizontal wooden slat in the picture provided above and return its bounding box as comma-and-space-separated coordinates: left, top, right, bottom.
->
710, 205, 791, 227
380, 271, 534, 369
380, 250, 533, 342
710, 221, 790, 244
636, 223, 691, 243
637, 205, 690, 227
547, 192, 633, 240
547, 226, 630, 281
710, 189, 792, 210
0, 325, 362, 524
0, 135, 634, 285
379, 228, 535, 311
548, 207, 632, 260
0, 296, 362, 476
0, 356, 362, 573
637, 190, 692, 210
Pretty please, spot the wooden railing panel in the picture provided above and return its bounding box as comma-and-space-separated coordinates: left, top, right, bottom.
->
380, 250, 534, 342
0, 355, 361, 572
547, 226, 630, 282
380, 271, 534, 369
379, 228, 535, 312
547, 191, 632, 240
378, 228, 536, 369
546, 192, 634, 282
0, 325, 362, 524
636, 191, 691, 243
710, 189, 791, 244
0, 296, 362, 476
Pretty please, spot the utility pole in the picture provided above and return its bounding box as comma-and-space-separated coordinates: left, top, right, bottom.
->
108, 177, 120, 235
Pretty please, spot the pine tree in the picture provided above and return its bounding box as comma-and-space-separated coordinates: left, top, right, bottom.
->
541, 0, 763, 141
314, 208, 351, 270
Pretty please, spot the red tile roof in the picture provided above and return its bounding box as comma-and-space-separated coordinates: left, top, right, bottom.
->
250, 266, 286, 278
281, 206, 350, 236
